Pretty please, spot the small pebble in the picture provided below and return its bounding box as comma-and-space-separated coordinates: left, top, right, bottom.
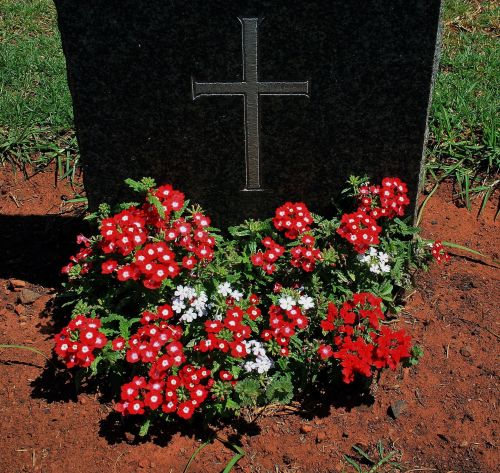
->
15, 304, 25, 316
10, 279, 27, 289
389, 400, 407, 419
300, 424, 313, 434
316, 432, 326, 443
460, 346, 472, 358
19, 289, 41, 305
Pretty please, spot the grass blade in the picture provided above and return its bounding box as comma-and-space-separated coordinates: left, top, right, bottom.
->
216, 438, 245, 473
0, 344, 52, 364
182, 439, 212, 473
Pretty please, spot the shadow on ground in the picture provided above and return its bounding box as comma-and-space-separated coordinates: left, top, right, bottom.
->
30, 350, 374, 448
0, 215, 88, 287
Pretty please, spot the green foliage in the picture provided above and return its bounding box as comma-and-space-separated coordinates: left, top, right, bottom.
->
343, 441, 402, 473
427, 0, 499, 209
55, 175, 436, 428
139, 418, 151, 437
234, 378, 261, 407
405, 344, 424, 367
125, 177, 157, 193
265, 373, 294, 405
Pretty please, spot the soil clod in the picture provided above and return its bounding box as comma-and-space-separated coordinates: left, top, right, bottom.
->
389, 400, 407, 419
18, 289, 41, 305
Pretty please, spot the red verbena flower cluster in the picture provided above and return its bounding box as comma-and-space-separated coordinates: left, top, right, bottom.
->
64, 184, 217, 289
336, 211, 382, 254
54, 315, 108, 368
112, 305, 213, 419
251, 204, 322, 274
61, 236, 93, 275
196, 305, 259, 358
430, 240, 450, 264
261, 304, 309, 357
273, 202, 313, 239
318, 293, 411, 383
358, 177, 410, 219
336, 177, 410, 254
290, 234, 322, 272
115, 365, 212, 419
250, 237, 285, 274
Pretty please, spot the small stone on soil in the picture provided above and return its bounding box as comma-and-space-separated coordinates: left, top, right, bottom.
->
10, 279, 27, 290
460, 346, 472, 358
300, 424, 313, 434
18, 289, 41, 305
389, 399, 407, 419
316, 432, 326, 443
15, 304, 25, 316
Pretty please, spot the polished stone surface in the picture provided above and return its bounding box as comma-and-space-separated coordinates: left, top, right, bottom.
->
55, 0, 442, 228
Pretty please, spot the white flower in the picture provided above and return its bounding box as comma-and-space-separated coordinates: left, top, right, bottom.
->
180, 308, 197, 323
357, 248, 391, 275
174, 285, 196, 300
217, 282, 233, 297
378, 252, 389, 264
243, 340, 273, 373
379, 263, 391, 273
231, 289, 244, 301
298, 295, 314, 311
174, 288, 209, 322
172, 298, 186, 313
192, 297, 207, 313
279, 296, 295, 311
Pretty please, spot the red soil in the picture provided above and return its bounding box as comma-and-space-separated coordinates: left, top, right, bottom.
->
0, 168, 498, 473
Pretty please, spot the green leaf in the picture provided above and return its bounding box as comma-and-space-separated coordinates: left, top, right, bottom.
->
125, 177, 156, 193
147, 193, 166, 219
265, 373, 294, 405
90, 354, 103, 376
225, 398, 239, 411
221, 443, 245, 473
139, 418, 151, 437
234, 378, 261, 407
182, 439, 212, 473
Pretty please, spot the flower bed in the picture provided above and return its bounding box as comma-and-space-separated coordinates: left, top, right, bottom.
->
56, 176, 446, 433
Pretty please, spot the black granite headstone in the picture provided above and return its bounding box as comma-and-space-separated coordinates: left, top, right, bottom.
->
55, 0, 442, 227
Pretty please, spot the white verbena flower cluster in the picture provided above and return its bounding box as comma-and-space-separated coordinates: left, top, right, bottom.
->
278, 293, 314, 311
173, 285, 209, 323
243, 340, 273, 374
357, 247, 391, 274
217, 282, 244, 301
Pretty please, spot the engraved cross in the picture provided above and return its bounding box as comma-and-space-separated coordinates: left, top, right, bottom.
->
192, 17, 310, 190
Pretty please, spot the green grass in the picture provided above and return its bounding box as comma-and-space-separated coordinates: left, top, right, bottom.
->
0, 0, 498, 204
0, 0, 77, 178
427, 0, 499, 210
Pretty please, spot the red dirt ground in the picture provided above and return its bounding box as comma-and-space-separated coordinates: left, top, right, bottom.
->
0, 168, 498, 473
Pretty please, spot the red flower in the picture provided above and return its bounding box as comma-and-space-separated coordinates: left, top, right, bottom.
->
182, 256, 197, 270
144, 391, 163, 410
177, 400, 195, 419
219, 370, 233, 381
273, 202, 313, 239
318, 344, 334, 359
128, 400, 145, 415
230, 341, 248, 358
430, 240, 451, 264
117, 264, 140, 281
337, 211, 381, 254
101, 259, 118, 274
